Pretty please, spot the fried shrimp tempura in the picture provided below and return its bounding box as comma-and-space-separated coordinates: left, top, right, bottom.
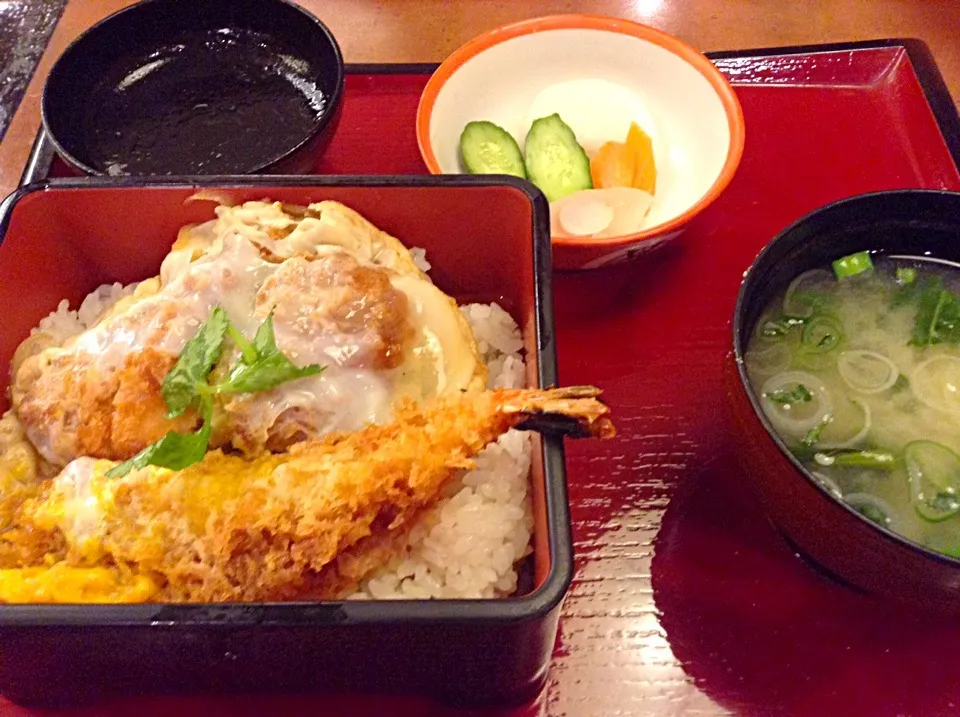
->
0, 387, 614, 603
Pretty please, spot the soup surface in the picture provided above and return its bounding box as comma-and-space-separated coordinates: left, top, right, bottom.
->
746, 254, 960, 557
81, 28, 327, 175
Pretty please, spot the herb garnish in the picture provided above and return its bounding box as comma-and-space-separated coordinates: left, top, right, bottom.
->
761, 316, 807, 338
894, 274, 960, 346
916, 279, 960, 346
764, 384, 813, 406
108, 399, 214, 478
107, 307, 323, 478
161, 307, 230, 418
211, 312, 320, 395
891, 374, 910, 393
801, 413, 833, 447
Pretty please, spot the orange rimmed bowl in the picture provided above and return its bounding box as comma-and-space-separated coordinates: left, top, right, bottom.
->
416, 14, 745, 271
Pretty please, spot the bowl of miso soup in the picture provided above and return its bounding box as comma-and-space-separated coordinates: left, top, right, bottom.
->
730, 189, 960, 612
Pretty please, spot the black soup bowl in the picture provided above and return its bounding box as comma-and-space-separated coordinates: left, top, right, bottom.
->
728, 189, 960, 613
42, 0, 344, 176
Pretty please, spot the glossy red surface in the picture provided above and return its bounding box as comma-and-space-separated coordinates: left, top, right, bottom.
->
11, 45, 960, 716
0, 180, 566, 706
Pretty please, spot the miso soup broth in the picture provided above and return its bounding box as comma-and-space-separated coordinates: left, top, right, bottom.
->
745, 252, 960, 557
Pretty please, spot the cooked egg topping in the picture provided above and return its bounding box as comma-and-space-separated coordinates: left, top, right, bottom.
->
12, 200, 486, 467
0, 565, 158, 604
0, 456, 159, 603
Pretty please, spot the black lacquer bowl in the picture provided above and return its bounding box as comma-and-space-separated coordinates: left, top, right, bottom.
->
728, 190, 960, 613
42, 0, 344, 176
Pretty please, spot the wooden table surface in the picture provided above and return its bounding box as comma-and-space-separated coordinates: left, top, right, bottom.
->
1, 0, 960, 196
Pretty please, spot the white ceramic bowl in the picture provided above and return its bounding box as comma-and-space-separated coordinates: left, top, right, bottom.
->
417, 14, 745, 270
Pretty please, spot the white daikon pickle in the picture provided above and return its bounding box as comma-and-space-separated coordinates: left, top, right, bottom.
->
550, 187, 654, 239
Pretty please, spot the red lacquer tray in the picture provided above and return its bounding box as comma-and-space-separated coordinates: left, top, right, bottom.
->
11, 40, 960, 717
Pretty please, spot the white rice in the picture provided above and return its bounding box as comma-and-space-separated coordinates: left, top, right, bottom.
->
27, 270, 534, 601
354, 304, 532, 600
409, 247, 431, 273
33, 282, 135, 345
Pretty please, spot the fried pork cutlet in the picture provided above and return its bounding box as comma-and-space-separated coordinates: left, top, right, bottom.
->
11, 200, 485, 469
0, 387, 614, 604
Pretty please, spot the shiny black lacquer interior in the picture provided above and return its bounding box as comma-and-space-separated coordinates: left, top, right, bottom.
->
42, 0, 344, 175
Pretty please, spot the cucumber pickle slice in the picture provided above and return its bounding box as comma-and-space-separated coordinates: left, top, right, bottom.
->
524, 113, 593, 202
459, 121, 526, 178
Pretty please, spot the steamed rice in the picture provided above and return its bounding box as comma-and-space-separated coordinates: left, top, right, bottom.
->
26, 276, 534, 601
33, 282, 135, 345
355, 303, 532, 599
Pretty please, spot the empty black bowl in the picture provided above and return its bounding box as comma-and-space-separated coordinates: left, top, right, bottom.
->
42, 0, 344, 176
728, 189, 960, 613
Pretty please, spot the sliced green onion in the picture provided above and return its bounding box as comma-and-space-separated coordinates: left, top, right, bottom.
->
896, 267, 917, 285
817, 398, 871, 450
744, 342, 792, 376
909, 356, 960, 413
832, 251, 874, 279
860, 504, 889, 526
844, 493, 896, 529
905, 440, 960, 522
814, 449, 897, 470
801, 315, 843, 353
782, 269, 833, 319
801, 413, 833, 447
837, 350, 898, 394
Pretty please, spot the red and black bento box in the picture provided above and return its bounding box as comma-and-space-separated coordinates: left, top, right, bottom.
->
0, 175, 569, 706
